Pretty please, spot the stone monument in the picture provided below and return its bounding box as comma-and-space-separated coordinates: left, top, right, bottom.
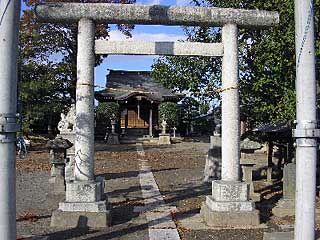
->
159, 118, 171, 145
204, 124, 221, 183
272, 163, 296, 217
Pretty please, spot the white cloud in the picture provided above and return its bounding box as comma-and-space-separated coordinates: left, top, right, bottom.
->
108, 30, 185, 42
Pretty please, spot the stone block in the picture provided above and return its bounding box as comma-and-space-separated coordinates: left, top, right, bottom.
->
106, 133, 120, 145
59, 201, 107, 212
206, 196, 255, 212
264, 232, 320, 240
212, 180, 249, 202
65, 161, 75, 183
263, 232, 293, 240
273, 199, 320, 221
283, 163, 295, 200
66, 181, 103, 203
158, 134, 171, 145
272, 206, 295, 218
200, 203, 260, 227
210, 135, 221, 149
50, 209, 111, 228
242, 165, 254, 182
51, 165, 64, 178
53, 175, 66, 195
272, 198, 295, 217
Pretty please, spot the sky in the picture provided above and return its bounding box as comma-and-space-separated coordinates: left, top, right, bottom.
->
19, 0, 224, 108
21, 0, 193, 90
95, 0, 193, 89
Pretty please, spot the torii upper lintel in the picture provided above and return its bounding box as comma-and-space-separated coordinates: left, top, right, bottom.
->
35, 3, 279, 28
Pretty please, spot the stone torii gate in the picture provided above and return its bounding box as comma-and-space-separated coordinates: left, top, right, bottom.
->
35, 3, 279, 227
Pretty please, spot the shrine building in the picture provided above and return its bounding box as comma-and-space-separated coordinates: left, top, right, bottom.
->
95, 70, 182, 137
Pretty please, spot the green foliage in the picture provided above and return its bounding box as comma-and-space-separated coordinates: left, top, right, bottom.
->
159, 102, 179, 128
18, 60, 70, 134
152, 28, 222, 103
19, 0, 135, 133
96, 102, 120, 126
199, 102, 210, 115
179, 97, 201, 121
152, 0, 320, 128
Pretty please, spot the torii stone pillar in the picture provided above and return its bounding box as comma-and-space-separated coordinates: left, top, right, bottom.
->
51, 19, 110, 228
74, 18, 95, 182
200, 23, 259, 226
35, 2, 279, 228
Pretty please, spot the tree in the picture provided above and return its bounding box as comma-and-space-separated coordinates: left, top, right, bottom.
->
21, 0, 134, 98
96, 102, 120, 126
159, 102, 179, 129
19, 0, 135, 133
152, 27, 222, 104
18, 61, 69, 135
152, 0, 320, 128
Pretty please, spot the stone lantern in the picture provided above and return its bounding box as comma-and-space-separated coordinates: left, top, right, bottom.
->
46, 137, 73, 194
106, 114, 120, 145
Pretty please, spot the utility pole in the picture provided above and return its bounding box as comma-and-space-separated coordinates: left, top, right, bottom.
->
294, 0, 319, 239
0, 0, 21, 239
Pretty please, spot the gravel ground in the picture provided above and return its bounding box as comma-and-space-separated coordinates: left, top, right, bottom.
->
16, 139, 291, 240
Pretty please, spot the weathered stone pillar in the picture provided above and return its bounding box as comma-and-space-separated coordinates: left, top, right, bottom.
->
149, 107, 153, 137
201, 23, 259, 227
74, 18, 95, 181
51, 18, 110, 228
221, 23, 240, 181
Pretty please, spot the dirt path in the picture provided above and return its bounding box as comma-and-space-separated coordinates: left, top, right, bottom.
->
16, 140, 288, 240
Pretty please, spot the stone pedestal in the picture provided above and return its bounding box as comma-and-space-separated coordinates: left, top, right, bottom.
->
273, 163, 295, 217
200, 180, 260, 227
241, 164, 261, 201
158, 133, 171, 145
106, 133, 120, 145
49, 165, 66, 194
51, 180, 111, 228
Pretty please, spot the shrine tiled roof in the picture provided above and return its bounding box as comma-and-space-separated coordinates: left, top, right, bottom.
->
95, 70, 183, 103
253, 121, 291, 133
